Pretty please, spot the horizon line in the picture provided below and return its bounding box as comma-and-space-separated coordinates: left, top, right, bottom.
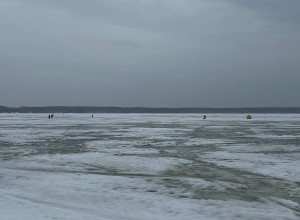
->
2, 105, 300, 109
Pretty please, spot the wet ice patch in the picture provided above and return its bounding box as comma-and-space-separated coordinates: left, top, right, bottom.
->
0, 128, 65, 144
220, 143, 300, 153
10, 151, 190, 175
86, 139, 134, 148
124, 127, 180, 138
179, 178, 247, 192
202, 151, 300, 182
183, 138, 233, 146
251, 133, 300, 140
86, 140, 160, 154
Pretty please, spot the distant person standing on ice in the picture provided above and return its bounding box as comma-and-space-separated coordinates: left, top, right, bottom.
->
51, 114, 54, 119
203, 115, 206, 119
48, 115, 50, 119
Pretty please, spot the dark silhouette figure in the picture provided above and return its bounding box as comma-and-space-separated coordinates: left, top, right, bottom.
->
48, 115, 50, 119
203, 115, 206, 120
51, 114, 54, 119
92, 115, 93, 118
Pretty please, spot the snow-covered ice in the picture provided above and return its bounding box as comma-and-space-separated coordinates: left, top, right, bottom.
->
0, 113, 299, 219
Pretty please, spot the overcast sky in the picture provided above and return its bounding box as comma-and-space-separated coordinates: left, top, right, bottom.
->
1, 0, 299, 107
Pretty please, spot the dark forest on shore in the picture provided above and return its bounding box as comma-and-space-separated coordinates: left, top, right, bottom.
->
1, 106, 300, 113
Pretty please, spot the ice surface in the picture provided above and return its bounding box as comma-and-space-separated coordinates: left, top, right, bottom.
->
0, 113, 300, 219
0, 168, 298, 220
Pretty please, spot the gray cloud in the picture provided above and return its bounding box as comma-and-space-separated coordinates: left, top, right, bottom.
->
229, 0, 300, 22
0, 0, 299, 107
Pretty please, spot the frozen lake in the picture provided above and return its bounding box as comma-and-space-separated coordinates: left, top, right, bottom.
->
0, 113, 300, 219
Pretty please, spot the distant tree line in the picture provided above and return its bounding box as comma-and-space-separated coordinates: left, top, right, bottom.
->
0, 106, 300, 113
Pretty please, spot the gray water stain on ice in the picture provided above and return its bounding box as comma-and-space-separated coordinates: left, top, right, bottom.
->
0, 113, 300, 219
